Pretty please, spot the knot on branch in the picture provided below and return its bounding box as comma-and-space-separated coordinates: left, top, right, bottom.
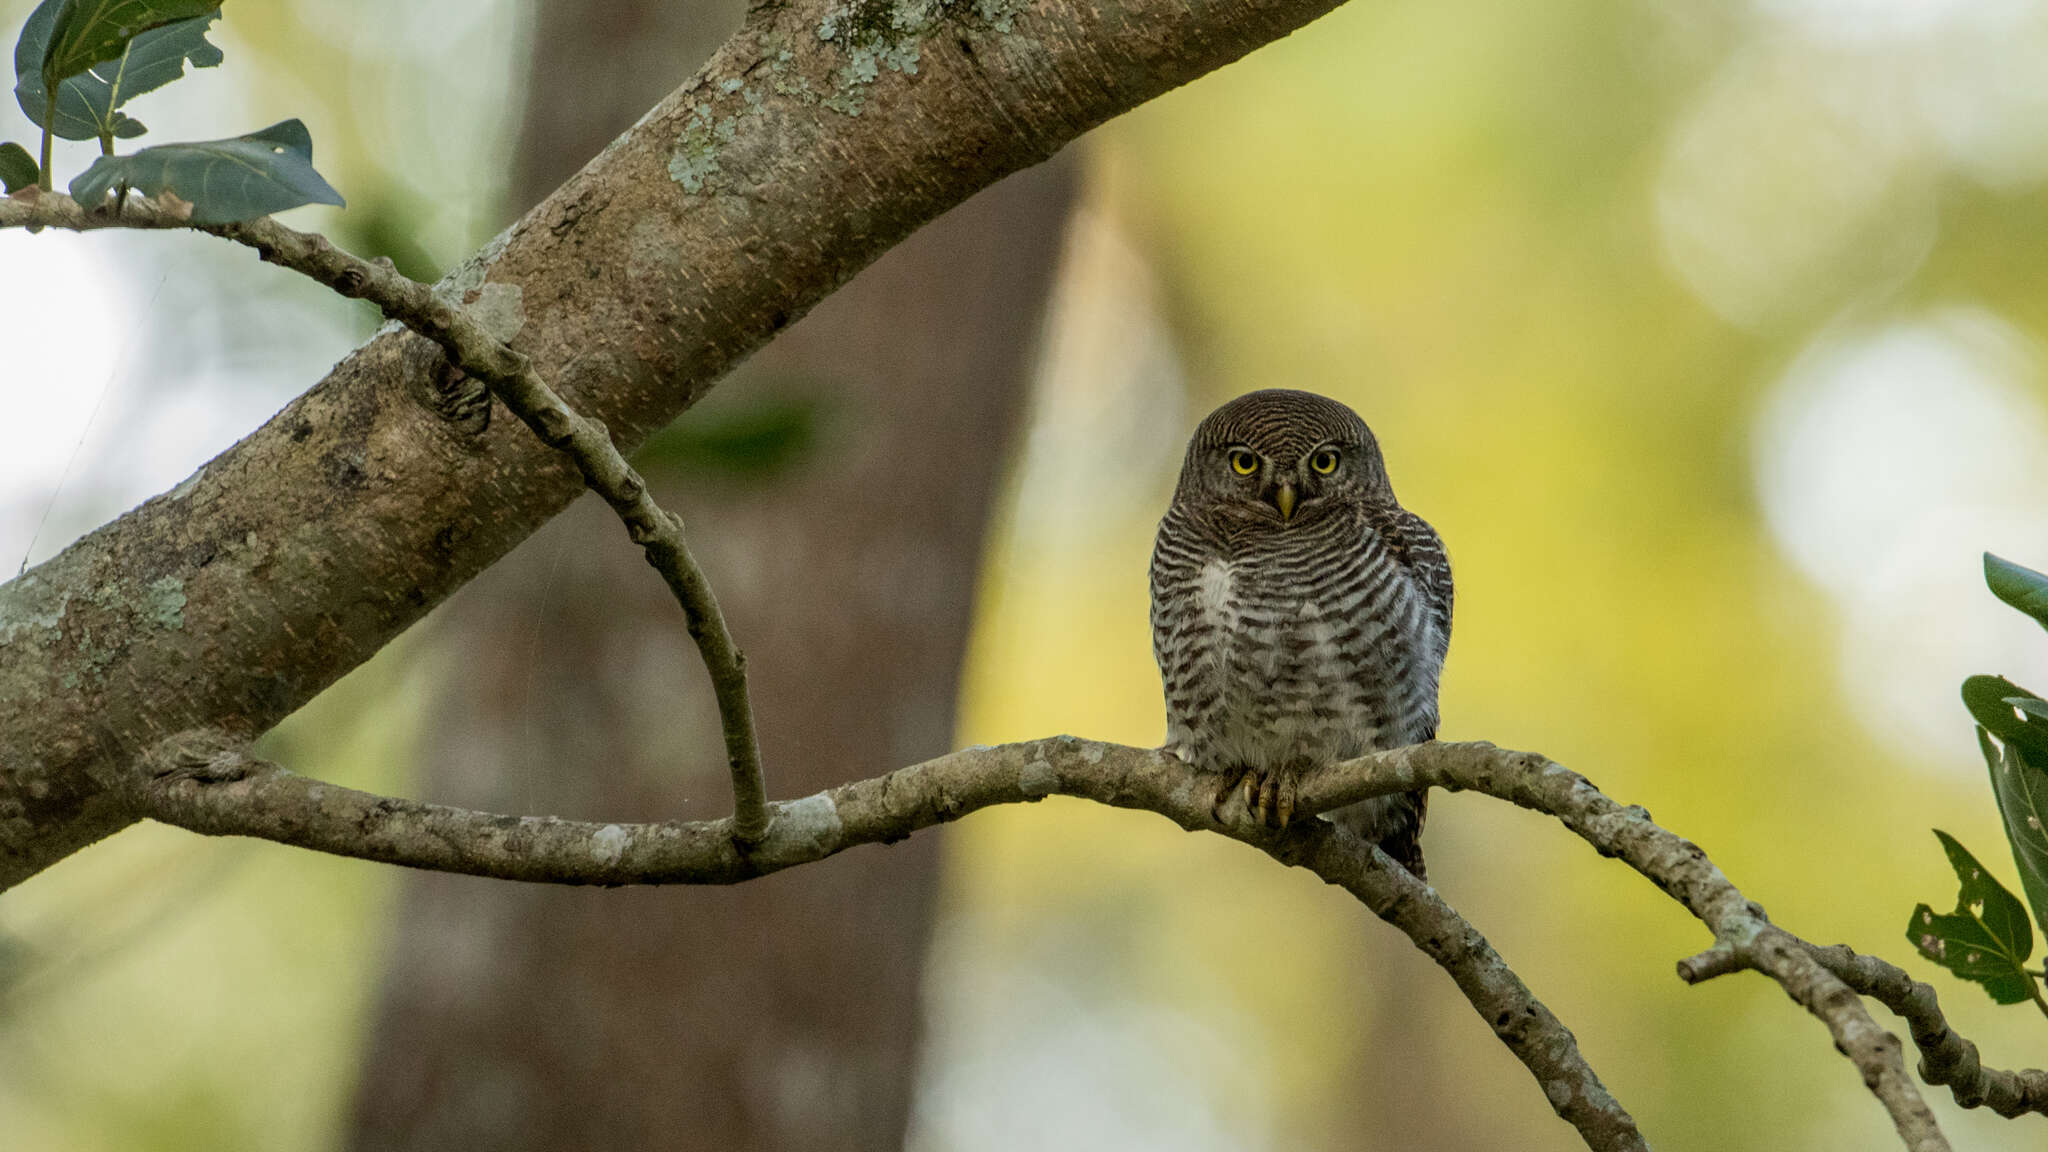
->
428, 361, 492, 434
532, 406, 578, 447
1676, 944, 1745, 984
626, 512, 669, 547
1932, 1045, 1988, 1108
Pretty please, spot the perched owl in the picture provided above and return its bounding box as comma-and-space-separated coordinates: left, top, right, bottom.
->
1150, 389, 1452, 877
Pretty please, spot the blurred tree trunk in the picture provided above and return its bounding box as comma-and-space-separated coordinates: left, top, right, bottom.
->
343, 3, 1075, 1148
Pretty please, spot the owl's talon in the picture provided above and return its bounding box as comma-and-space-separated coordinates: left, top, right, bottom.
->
1210, 773, 1242, 824
1257, 767, 1300, 828
1210, 766, 1266, 826
1209, 766, 1301, 830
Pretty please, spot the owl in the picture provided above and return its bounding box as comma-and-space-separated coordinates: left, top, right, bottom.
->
1150, 389, 1452, 877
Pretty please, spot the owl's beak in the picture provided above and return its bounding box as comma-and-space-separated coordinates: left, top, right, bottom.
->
1272, 483, 1298, 522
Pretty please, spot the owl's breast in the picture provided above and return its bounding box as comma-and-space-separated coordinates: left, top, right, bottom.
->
1167, 542, 1437, 771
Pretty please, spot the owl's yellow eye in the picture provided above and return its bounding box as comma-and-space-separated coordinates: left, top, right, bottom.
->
1310, 449, 1340, 474
1228, 449, 1259, 476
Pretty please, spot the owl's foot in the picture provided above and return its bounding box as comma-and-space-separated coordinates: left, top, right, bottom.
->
1211, 765, 1298, 829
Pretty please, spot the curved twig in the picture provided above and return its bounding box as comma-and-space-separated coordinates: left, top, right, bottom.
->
1, 191, 771, 843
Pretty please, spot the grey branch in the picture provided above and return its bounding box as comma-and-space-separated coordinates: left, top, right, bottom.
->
0, 191, 772, 842
134, 730, 1644, 1152
1682, 939, 2048, 1120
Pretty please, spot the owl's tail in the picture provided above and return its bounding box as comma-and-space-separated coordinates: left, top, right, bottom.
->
1373, 788, 1428, 882
1331, 788, 1428, 882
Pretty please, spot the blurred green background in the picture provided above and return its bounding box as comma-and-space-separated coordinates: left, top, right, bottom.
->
4, 0, 2048, 1148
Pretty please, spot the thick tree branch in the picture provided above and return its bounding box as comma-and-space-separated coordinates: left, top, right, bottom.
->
0, 0, 1355, 886
134, 730, 1644, 1152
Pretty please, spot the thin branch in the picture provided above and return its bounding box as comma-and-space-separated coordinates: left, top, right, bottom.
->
1684, 940, 2048, 1120
134, 728, 1643, 1152
2, 190, 771, 843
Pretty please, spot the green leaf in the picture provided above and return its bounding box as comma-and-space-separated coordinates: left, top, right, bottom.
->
1987, 553, 2048, 633
0, 141, 36, 192
68, 119, 343, 225
1962, 676, 2048, 759
1907, 830, 2038, 1005
1982, 724, 2048, 936
13, 3, 221, 142
35, 0, 219, 96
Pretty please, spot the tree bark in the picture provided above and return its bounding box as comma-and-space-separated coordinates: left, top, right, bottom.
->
340, 6, 1074, 1147
0, 0, 1350, 893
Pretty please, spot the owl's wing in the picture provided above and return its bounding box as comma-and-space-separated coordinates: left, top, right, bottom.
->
1148, 508, 1215, 760
1370, 504, 1453, 737
1392, 509, 1453, 662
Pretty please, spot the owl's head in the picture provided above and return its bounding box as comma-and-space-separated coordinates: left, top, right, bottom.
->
1172, 389, 1393, 525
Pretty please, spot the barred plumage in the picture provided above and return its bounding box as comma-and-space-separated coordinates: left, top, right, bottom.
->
1150, 390, 1452, 877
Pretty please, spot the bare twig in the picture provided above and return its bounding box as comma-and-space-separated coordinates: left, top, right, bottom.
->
1683, 940, 2048, 1120
133, 729, 1643, 1151
2, 191, 771, 843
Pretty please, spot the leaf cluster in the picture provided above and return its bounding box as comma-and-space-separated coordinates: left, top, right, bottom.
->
1906, 554, 2048, 1016
5, 0, 340, 222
